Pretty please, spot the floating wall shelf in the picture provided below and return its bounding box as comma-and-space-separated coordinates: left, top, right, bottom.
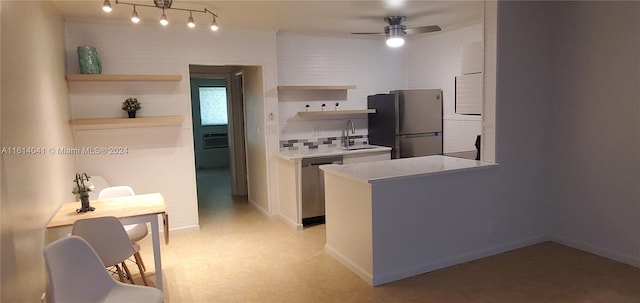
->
278, 85, 356, 91
297, 109, 376, 116
70, 116, 184, 130
66, 74, 182, 82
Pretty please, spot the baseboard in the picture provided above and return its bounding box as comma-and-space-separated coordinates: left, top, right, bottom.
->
550, 234, 640, 268
166, 224, 199, 232
249, 198, 277, 219
325, 244, 373, 285
373, 234, 548, 286
278, 214, 303, 231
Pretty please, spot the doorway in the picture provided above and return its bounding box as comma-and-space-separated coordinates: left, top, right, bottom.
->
189, 65, 248, 214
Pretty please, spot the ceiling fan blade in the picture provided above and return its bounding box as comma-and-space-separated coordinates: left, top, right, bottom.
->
351, 32, 385, 35
405, 25, 441, 34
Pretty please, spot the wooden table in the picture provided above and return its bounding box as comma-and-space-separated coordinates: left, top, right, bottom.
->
46, 192, 169, 290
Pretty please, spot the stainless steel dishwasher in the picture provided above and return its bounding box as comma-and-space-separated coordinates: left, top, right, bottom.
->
301, 155, 343, 225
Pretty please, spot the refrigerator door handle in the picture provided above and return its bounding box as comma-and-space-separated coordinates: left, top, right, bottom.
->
400, 132, 441, 139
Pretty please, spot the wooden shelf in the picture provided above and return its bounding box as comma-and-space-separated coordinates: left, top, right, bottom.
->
66, 74, 182, 82
70, 116, 184, 130
278, 85, 356, 91
297, 109, 376, 116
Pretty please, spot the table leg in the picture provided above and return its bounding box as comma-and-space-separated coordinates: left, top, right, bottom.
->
150, 215, 163, 290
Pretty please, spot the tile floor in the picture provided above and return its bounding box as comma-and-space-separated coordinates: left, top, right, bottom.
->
134, 168, 640, 303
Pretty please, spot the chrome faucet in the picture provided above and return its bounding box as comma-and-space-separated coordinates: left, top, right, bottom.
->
344, 119, 355, 149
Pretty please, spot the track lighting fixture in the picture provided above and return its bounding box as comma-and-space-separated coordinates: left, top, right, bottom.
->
130, 5, 140, 23
107, 0, 219, 30
159, 8, 168, 26
102, 0, 112, 12
187, 12, 195, 28
210, 16, 219, 31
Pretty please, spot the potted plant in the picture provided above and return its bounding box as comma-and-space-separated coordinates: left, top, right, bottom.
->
122, 97, 141, 118
72, 173, 95, 213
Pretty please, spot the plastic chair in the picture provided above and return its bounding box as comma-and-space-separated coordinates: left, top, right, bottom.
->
98, 186, 149, 272
72, 216, 150, 286
89, 175, 110, 198
44, 236, 163, 303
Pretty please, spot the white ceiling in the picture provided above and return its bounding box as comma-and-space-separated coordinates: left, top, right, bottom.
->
52, 0, 483, 36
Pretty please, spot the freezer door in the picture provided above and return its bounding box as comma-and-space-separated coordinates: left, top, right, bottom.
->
396, 89, 443, 134
397, 133, 443, 158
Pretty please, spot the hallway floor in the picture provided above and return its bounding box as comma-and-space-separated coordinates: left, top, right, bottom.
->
135, 168, 640, 302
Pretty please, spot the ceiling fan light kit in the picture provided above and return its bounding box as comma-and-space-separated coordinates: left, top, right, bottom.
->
102, 0, 219, 31
352, 15, 441, 48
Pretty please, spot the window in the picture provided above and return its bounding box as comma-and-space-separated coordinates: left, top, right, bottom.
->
199, 87, 228, 125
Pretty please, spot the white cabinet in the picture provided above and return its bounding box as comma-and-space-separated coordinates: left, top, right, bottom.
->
343, 150, 390, 164
460, 41, 483, 75
277, 147, 390, 230
455, 73, 483, 115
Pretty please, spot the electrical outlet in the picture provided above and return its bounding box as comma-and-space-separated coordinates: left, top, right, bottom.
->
313, 127, 320, 136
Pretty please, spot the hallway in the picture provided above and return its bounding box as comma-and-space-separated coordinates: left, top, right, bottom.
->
135, 170, 640, 302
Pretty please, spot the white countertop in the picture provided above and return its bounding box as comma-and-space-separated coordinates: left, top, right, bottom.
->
320, 155, 497, 185
277, 145, 391, 161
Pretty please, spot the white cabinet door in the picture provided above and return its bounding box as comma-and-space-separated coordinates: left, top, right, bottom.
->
343, 151, 390, 164
455, 73, 483, 115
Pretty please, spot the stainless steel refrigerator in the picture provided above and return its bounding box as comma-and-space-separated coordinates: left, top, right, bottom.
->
367, 89, 443, 159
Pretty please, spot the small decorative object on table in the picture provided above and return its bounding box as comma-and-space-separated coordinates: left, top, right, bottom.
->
77, 46, 102, 74
321, 103, 326, 111
73, 173, 95, 213
122, 97, 141, 118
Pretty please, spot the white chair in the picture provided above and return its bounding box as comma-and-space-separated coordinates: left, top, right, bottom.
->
89, 175, 110, 197
72, 216, 150, 286
44, 236, 163, 303
98, 186, 149, 271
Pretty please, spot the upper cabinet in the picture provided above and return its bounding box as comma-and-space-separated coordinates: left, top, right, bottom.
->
66, 74, 182, 81
460, 41, 483, 75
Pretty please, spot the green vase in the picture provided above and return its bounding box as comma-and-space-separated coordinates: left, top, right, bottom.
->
77, 46, 102, 74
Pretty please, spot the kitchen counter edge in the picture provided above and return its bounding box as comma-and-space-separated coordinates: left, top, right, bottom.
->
277, 145, 392, 161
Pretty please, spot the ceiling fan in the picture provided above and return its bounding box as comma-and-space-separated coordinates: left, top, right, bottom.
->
352, 16, 441, 47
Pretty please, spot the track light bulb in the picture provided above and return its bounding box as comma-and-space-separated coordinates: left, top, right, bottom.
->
160, 9, 168, 26
187, 13, 195, 28
102, 0, 112, 13
130, 6, 140, 23
210, 18, 219, 31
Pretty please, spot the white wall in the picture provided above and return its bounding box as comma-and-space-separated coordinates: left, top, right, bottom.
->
276, 32, 406, 142
65, 21, 278, 229
1, 1, 77, 301
407, 24, 483, 153
547, 2, 640, 266
276, 27, 484, 154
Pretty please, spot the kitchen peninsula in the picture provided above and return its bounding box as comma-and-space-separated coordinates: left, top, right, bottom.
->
320, 155, 496, 286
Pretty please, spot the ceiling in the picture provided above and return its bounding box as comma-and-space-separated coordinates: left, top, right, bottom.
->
52, 0, 483, 37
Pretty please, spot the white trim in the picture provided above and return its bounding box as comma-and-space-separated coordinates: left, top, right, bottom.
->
325, 244, 373, 285
373, 235, 548, 286
278, 214, 303, 231
550, 234, 640, 268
